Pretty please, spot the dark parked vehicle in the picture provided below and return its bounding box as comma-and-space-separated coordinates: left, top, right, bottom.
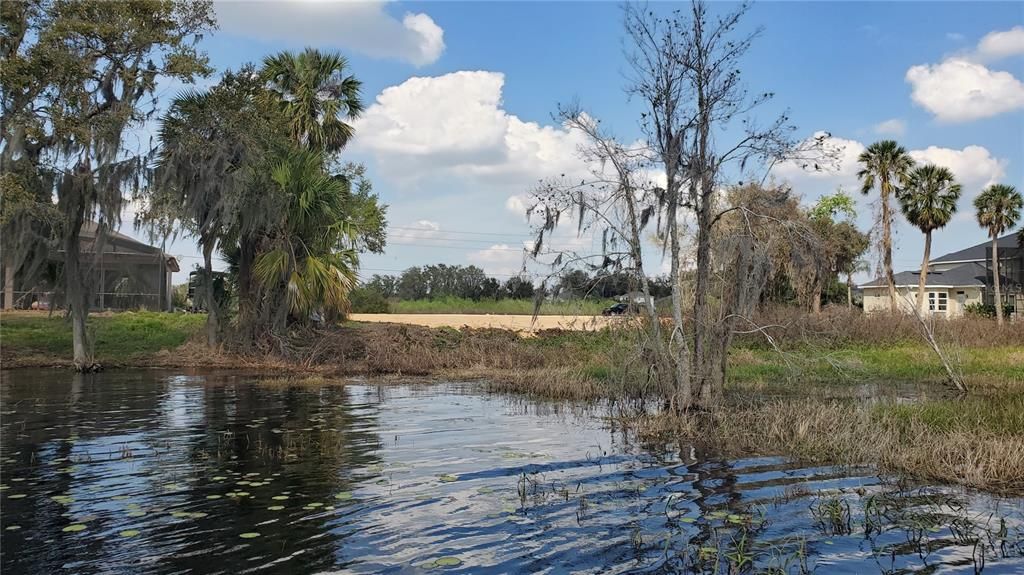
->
602, 303, 630, 316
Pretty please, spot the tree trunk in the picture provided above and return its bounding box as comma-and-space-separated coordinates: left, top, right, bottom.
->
621, 173, 671, 404
692, 184, 715, 407
666, 175, 691, 410
202, 238, 219, 348
846, 272, 853, 310
64, 220, 93, 371
992, 235, 1003, 326
3, 258, 14, 310
881, 177, 898, 313
916, 230, 932, 314
812, 283, 822, 314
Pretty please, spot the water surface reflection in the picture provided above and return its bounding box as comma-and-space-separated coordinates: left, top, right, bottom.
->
1, 370, 1021, 574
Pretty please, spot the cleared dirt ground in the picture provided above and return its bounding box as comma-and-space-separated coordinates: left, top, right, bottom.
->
347, 313, 617, 333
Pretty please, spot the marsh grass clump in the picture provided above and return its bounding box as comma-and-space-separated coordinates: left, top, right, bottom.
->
638, 396, 1024, 494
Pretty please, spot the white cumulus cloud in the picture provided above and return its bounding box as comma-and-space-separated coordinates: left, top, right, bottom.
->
389, 220, 442, 242
906, 58, 1024, 122
466, 244, 527, 277
977, 26, 1024, 61
214, 1, 444, 66
906, 25, 1024, 122
908, 145, 1007, 194
353, 70, 590, 191
872, 118, 906, 136
772, 134, 1007, 224
773, 133, 866, 181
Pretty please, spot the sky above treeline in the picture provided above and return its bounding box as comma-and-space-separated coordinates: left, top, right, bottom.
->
127, 1, 1024, 284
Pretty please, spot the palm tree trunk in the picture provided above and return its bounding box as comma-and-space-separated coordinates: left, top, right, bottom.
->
916, 231, 932, 314
881, 178, 897, 313
202, 239, 219, 348
992, 235, 1003, 325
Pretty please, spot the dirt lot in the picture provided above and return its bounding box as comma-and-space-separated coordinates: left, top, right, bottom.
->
348, 313, 617, 333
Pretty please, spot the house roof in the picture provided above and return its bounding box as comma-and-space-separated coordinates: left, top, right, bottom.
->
930, 232, 1019, 264
80, 221, 161, 255
861, 261, 1011, 289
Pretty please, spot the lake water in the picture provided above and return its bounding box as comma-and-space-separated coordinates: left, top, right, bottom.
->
1, 370, 1022, 574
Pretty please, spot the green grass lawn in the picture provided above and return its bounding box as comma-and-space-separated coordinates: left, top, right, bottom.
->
388, 296, 613, 316
1, 311, 205, 364
725, 345, 1024, 390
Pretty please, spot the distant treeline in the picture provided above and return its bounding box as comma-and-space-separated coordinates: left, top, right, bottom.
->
350, 264, 675, 312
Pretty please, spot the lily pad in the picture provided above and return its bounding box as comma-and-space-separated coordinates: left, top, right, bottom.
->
62, 524, 87, 533
267, 505, 285, 511
126, 511, 147, 518
5, 525, 21, 531
333, 492, 352, 501
239, 532, 261, 539
272, 495, 289, 501
119, 529, 140, 538
430, 556, 463, 568
8, 494, 26, 499
438, 474, 458, 483
51, 495, 74, 505
206, 495, 222, 500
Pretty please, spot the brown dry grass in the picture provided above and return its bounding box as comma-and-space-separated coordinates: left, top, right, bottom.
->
636, 397, 1024, 494
347, 313, 617, 333
736, 307, 1024, 349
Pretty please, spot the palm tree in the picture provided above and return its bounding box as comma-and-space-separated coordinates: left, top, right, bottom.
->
897, 165, 961, 313
154, 71, 271, 348
857, 140, 915, 313
974, 184, 1023, 325
261, 48, 364, 153
253, 149, 359, 329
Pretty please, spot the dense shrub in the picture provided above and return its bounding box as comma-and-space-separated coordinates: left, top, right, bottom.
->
964, 302, 1014, 318
347, 287, 390, 313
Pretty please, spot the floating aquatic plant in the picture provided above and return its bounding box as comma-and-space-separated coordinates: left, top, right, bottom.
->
119, 529, 140, 538
62, 524, 87, 533
239, 532, 261, 539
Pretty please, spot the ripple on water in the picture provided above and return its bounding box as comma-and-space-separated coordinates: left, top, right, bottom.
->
1, 369, 1022, 574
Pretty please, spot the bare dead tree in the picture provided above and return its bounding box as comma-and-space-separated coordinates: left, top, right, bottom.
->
530, 1, 834, 410
627, 1, 831, 408
528, 107, 680, 395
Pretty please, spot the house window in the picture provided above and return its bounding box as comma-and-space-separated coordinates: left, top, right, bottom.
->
929, 291, 948, 312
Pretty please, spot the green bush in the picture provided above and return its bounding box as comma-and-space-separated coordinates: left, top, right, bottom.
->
964, 302, 1014, 318
348, 287, 390, 313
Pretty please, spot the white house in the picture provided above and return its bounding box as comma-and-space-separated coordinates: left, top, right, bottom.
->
861, 233, 1021, 318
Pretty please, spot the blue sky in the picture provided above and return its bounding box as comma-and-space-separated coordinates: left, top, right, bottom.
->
136, 1, 1024, 283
